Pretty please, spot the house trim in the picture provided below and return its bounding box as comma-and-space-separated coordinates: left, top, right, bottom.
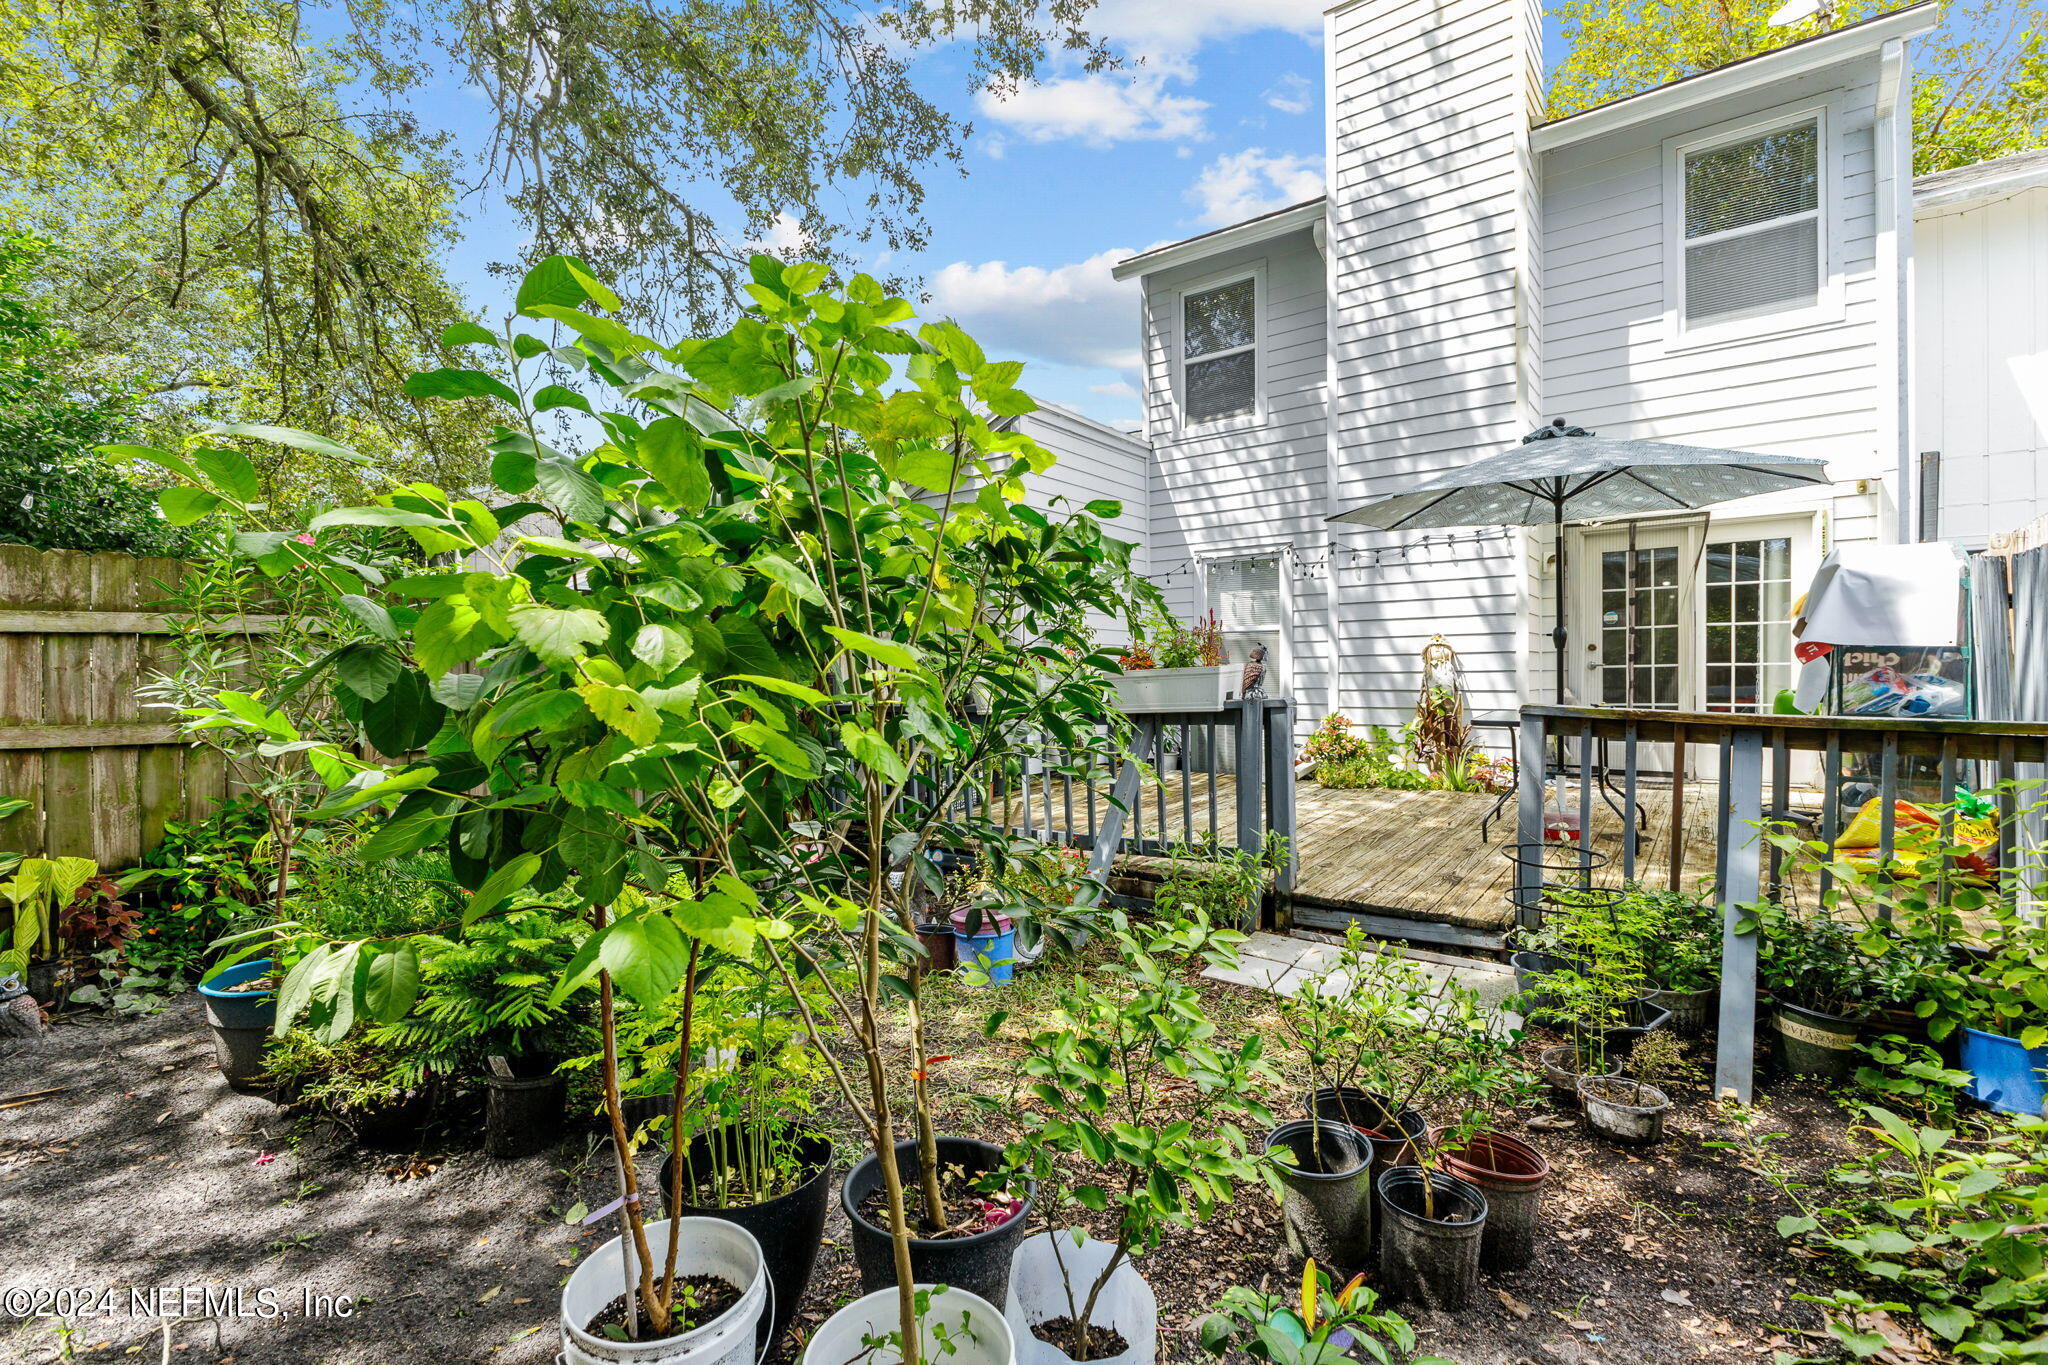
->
1528, 3, 1938, 154
1915, 148, 2048, 214
1660, 99, 1844, 352
1111, 200, 1325, 281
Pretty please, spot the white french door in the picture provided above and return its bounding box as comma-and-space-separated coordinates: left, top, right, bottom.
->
1574, 515, 1815, 775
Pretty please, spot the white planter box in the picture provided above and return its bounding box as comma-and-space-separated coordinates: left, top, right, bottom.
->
1110, 665, 1234, 715
807, 1286, 1014, 1365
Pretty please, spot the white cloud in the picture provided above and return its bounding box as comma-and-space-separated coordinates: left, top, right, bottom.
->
975, 71, 1208, 148
1186, 148, 1325, 227
1086, 0, 1323, 63
924, 248, 1149, 375
1263, 73, 1314, 116
1090, 380, 1139, 400
747, 212, 810, 256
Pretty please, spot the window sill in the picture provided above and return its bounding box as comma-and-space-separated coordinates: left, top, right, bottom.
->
1162, 411, 1264, 444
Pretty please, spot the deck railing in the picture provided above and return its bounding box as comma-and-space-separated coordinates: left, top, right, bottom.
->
916, 699, 1298, 927
1514, 705, 2048, 1103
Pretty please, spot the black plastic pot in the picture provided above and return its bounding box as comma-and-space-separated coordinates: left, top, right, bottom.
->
1306, 1086, 1427, 1175
1773, 1001, 1866, 1082
1434, 1129, 1549, 1271
1376, 1166, 1488, 1311
1509, 951, 1586, 1026
842, 1136, 1035, 1303
1645, 984, 1718, 1034
1265, 1119, 1374, 1269
665, 1123, 834, 1350
482, 1073, 565, 1158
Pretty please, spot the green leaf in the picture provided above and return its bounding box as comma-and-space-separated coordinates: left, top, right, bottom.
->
1084, 499, 1123, 518
415, 595, 498, 679
599, 913, 693, 1007
752, 552, 826, 606
841, 722, 908, 782
730, 721, 815, 778
508, 605, 609, 667
578, 683, 661, 746
630, 625, 693, 674
441, 321, 499, 348
533, 384, 591, 414
192, 448, 263, 504
534, 458, 605, 525
101, 443, 200, 482
307, 506, 454, 531
338, 594, 399, 642
527, 305, 649, 358
334, 642, 403, 703
358, 809, 451, 860
1918, 1303, 1972, 1342
158, 486, 224, 526
403, 368, 521, 406
464, 853, 543, 926
430, 673, 489, 711
204, 424, 370, 466
721, 674, 827, 705
637, 418, 713, 510
473, 689, 589, 763
517, 255, 620, 314
894, 447, 967, 493
824, 626, 919, 670
361, 945, 421, 1023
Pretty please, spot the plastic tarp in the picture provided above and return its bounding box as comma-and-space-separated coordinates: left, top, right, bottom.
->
1797, 542, 1969, 649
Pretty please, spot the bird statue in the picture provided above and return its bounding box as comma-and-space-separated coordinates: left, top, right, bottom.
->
0, 974, 45, 1040
1240, 645, 1268, 699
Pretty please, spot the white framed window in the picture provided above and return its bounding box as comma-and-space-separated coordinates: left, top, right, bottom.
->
1177, 269, 1261, 429
1665, 106, 1838, 345
1205, 553, 1289, 696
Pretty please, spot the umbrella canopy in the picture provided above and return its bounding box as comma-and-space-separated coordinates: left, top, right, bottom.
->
1328, 421, 1830, 531
1327, 420, 1833, 705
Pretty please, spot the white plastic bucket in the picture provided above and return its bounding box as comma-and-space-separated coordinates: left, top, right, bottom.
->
805, 1285, 1014, 1365
560, 1217, 768, 1365
1004, 1232, 1156, 1365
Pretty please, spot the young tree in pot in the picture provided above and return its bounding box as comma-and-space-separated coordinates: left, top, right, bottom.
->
1533, 942, 1646, 1104
134, 256, 1147, 1355
1278, 926, 1434, 1153
1742, 900, 1913, 1083
989, 910, 1276, 1363
1196, 1260, 1449, 1365
1578, 1028, 1678, 1145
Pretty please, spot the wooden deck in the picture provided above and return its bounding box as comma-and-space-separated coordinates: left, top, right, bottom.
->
1002, 769, 1815, 948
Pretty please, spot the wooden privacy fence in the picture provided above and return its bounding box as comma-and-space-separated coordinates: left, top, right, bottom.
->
0, 545, 248, 865
1514, 705, 2048, 1105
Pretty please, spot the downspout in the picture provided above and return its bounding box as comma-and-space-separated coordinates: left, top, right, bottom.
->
1321, 3, 1344, 726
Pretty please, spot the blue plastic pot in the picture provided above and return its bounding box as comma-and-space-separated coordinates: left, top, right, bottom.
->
949, 910, 1016, 986
199, 958, 277, 1087
1961, 1027, 2048, 1118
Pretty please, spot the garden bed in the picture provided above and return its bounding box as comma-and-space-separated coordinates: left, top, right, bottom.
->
6, 962, 1862, 1365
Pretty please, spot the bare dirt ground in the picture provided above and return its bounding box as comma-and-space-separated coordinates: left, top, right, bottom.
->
1, 964, 1862, 1365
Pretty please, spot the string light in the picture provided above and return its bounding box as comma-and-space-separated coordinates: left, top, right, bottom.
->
1139, 527, 1514, 586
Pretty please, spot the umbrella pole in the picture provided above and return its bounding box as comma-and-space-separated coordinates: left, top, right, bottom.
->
1552, 503, 1568, 705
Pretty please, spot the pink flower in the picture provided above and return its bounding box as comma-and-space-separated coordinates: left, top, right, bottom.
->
294, 533, 316, 545
253, 1153, 277, 1166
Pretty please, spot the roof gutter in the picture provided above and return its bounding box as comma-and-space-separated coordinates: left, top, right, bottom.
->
1110, 199, 1327, 281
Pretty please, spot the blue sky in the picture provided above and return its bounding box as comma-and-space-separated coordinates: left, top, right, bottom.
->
420, 1, 1577, 429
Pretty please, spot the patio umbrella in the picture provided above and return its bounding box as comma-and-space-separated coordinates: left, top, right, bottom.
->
1328, 419, 1831, 703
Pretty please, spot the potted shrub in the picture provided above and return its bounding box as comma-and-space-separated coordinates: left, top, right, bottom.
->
140, 255, 1149, 1365
1196, 1260, 1448, 1365
1373, 1165, 1488, 1312
1746, 900, 1906, 1083
1531, 949, 1647, 1105
992, 910, 1273, 1363
1109, 609, 1231, 714
0, 856, 100, 1009
1632, 886, 1722, 1033
198, 956, 279, 1087
808, 1286, 1015, 1365
1577, 1028, 1679, 1145
559, 1216, 769, 1365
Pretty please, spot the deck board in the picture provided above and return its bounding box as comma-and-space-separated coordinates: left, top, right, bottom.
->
1000, 768, 1811, 939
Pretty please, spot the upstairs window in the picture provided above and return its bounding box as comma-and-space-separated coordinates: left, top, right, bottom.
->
1182, 277, 1257, 424
1679, 118, 1821, 330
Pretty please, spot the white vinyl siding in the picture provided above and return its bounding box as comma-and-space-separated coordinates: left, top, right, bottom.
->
1325, 0, 1542, 719
1915, 183, 2048, 548
1208, 555, 1288, 694
1138, 227, 1331, 734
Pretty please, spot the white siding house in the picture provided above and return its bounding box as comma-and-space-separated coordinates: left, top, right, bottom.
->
1914, 149, 2048, 548
1099, 0, 2040, 752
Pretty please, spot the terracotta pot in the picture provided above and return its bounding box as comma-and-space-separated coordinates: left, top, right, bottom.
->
1432, 1129, 1550, 1270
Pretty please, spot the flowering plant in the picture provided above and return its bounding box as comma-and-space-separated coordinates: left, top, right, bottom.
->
1299, 714, 1366, 768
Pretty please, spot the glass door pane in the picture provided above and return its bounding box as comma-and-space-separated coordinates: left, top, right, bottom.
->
1704, 536, 1794, 712
1598, 546, 1680, 708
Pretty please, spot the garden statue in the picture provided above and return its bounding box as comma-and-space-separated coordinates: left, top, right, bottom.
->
1241, 644, 1268, 699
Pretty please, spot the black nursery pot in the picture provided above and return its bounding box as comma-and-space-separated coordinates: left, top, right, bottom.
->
842, 1136, 1036, 1304
482, 1073, 565, 1158
1376, 1166, 1488, 1312
1307, 1086, 1427, 1175
665, 1123, 834, 1350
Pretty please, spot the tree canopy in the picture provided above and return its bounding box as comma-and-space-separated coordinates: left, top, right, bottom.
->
1546, 0, 2048, 174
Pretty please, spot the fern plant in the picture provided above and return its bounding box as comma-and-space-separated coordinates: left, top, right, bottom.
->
371, 908, 593, 1086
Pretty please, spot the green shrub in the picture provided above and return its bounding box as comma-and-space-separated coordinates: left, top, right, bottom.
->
264, 1028, 413, 1119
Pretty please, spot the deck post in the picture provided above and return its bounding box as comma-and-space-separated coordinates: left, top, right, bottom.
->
1087, 719, 1159, 888
1234, 699, 1266, 859
1713, 729, 1765, 1104
1515, 711, 1547, 931
1264, 700, 1297, 933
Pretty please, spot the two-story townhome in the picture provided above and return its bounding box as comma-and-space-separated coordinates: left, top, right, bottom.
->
1095, 0, 2043, 751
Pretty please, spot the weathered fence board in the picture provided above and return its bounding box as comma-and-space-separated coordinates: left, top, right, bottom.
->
0, 545, 237, 865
